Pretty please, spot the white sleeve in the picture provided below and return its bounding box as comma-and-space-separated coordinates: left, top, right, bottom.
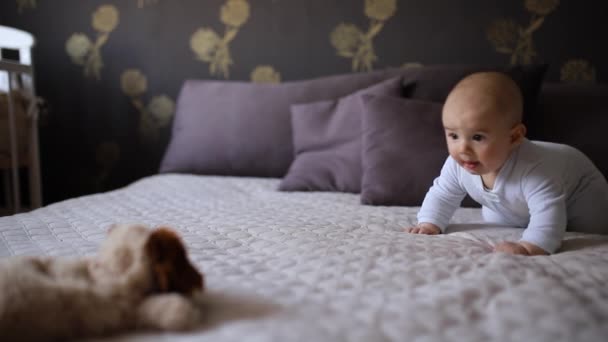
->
417, 157, 468, 232
520, 167, 567, 254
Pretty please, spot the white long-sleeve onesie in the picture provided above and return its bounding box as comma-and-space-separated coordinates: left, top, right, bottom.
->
417, 139, 608, 253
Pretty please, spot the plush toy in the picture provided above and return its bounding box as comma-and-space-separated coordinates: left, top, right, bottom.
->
0, 223, 204, 341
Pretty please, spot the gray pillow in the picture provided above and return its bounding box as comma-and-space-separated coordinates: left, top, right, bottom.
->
360, 94, 446, 206
278, 77, 405, 193
159, 69, 404, 177
530, 82, 608, 180
401, 64, 549, 128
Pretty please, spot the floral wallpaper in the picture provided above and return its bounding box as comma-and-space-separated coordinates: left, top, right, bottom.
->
0, 0, 604, 205
190, 0, 250, 78
487, 0, 559, 66
66, 4, 119, 80
331, 0, 397, 71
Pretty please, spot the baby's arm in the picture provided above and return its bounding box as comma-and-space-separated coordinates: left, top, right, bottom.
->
405, 158, 467, 235
495, 169, 567, 255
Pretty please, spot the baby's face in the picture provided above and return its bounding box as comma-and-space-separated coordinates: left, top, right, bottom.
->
442, 96, 520, 178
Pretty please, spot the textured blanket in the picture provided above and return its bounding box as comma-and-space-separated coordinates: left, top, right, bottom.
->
1, 174, 607, 341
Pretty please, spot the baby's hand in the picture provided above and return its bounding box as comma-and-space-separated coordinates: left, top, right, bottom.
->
404, 223, 441, 235
493, 241, 529, 255
494, 241, 549, 256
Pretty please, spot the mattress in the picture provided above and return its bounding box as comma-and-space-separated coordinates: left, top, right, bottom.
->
1, 174, 607, 341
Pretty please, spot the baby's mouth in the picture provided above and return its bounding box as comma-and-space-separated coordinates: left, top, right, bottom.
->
462, 161, 480, 170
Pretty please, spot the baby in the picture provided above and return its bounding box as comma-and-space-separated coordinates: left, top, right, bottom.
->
406, 71, 608, 255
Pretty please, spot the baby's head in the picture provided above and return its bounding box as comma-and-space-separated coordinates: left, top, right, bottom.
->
442, 71, 526, 177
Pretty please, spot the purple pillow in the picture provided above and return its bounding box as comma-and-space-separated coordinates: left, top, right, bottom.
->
360, 94, 446, 206
278, 77, 405, 193
159, 69, 404, 177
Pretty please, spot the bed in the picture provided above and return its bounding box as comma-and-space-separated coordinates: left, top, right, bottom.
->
1, 65, 608, 341
2, 174, 607, 341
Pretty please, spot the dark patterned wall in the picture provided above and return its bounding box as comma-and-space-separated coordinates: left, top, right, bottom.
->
0, 0, 605, 205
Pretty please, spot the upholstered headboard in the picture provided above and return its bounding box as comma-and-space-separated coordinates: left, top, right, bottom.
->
157, 64, 608, 209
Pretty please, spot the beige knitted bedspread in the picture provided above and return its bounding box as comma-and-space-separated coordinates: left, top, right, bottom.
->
1, 174, 606, 342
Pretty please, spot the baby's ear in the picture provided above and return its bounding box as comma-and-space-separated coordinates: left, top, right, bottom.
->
145, 228, 204, 294
510, 123, 527, 145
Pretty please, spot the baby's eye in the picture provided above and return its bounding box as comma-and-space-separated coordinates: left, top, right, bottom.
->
447, 133, 458, 140
472, 134, 484, 141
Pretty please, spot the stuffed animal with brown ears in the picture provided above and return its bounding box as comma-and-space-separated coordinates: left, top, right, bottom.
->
0, 223, 205, 341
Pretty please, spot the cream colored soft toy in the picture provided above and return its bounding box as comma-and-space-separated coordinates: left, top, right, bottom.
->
0, 224, 204, 341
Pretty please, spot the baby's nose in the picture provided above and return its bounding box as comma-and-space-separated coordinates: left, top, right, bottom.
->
457, 141, 471, 153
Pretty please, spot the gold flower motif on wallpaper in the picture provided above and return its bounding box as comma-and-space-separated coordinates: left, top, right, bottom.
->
251, 65, 281, 83
16, 0, 36, 12
121, 69, 175, 143
190, 0, 250, 79
525, 0, 560, 16
561, 59, 596, 83
96, 141, 120, 186
487, 0, 559, 65
137, 0, 159, 8
66, 5, 119, 80
330, 0, 397, 72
